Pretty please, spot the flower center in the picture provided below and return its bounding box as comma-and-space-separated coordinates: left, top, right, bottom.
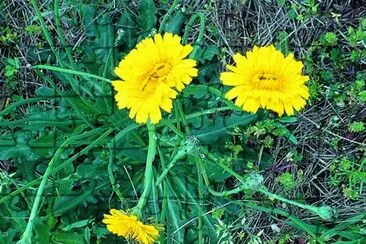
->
252, 73, 279, 90
140, 63, 171, 92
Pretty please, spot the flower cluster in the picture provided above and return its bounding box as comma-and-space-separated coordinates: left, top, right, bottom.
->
112, 34, 309, 125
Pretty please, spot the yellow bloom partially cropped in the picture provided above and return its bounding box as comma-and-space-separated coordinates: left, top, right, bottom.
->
220, 45, 309, 116
103, 209, 159, 244
112, 33, 198, 124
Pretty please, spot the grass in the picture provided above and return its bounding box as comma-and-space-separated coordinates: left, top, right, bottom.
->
0, 0, 365, 243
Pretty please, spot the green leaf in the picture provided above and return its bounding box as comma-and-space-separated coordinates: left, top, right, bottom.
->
195, 112, 258, 143
116, 13, 137, 50
80, 5, 97, 37
196, 45, 219, 63
139, 0, 157, 32
95, 14, 116, 75
240, 148, 274, 170
203, 158, 230, 182
278, 116, 297, 123
0, 134, 39, 162
52, 232, 84, 244
276, 31, 289, 55
52, 189, 93, 216
35, 222, 50, 244
275, 122, 299, 145
62, 219, 90, 231
277, 0, 285, 6
29, 132, 57, 158
163, 10, 186, 34
35, 86, 55, 97
321, 213, 366, 240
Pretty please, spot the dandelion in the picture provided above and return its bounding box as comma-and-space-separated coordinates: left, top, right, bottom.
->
103, 209, 160, 244
220, 45, 309, 116
112, 33, 198, 124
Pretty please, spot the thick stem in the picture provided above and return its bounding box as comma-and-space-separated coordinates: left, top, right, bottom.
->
133, 121, 157, 216
258, 187, 334, 220
182, 12, 205, 58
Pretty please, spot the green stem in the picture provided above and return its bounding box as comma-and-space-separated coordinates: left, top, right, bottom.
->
33, 65, 111, 83
174, 100, 190, 133
158, 0, 179, 33
30, 0, 62, 64
161, 120, 184, 138
196, 153, 247, 197
18, 127, 109, 243
182, 12, 205, 58
258, 187, 325, 217
155, 156, 179, 186
258, 145, 264, 165
157, 146, 168, 223
133, 121, 157, 216
199, 146, 245, 182
157, 145, 168, 244
195, 155, 203, 244
184, 106, 233, 120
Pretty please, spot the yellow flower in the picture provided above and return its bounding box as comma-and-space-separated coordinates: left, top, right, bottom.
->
220, 45, 309, 116
103, 209, 160, 244
112, 33, 198, 124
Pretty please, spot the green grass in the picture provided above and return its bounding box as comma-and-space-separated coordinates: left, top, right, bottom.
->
0, 0, 365, 243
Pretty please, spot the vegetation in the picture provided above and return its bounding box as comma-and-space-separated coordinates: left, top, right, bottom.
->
0, 0, 365, 243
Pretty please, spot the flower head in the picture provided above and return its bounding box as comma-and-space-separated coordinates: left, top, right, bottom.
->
220, 45, 309, 116
112, 33, 198, 124
103, 209, 160, 244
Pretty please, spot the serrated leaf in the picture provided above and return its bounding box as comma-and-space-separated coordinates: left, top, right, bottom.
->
0, 134, 39, 162
196, 45, 219, 63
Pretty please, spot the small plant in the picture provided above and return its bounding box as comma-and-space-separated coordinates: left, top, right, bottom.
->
276, 172, 297, 190
323, 32, 338, 45
348, 121, 365, 133
4, 57, 20, 78
0, 26, 17, 43
24, 24, 41, 34
328, 157, 365, 200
